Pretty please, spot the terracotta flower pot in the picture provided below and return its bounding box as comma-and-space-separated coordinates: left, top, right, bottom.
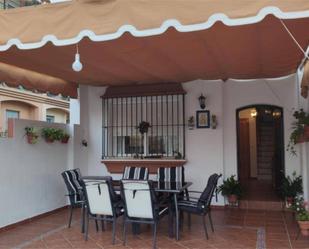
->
227, 195, 238, 205
61, 137, 70, 144
298, 220, 309, 236
27, 134, 38, 144
45, 137, 55, 143
296, 134, 306, 144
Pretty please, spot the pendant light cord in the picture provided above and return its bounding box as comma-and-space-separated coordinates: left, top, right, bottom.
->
76, 44, 79, 54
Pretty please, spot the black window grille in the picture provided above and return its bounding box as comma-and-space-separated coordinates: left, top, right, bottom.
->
102, 94, 185, 159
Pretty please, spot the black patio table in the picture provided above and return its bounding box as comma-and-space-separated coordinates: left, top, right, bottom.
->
155, 181, 192, 240
81, 176, 192, 241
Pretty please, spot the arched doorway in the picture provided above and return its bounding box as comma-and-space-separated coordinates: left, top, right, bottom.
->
236, 105, 284, 200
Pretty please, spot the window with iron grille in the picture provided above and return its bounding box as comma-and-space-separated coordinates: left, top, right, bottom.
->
102, 84, 186, 159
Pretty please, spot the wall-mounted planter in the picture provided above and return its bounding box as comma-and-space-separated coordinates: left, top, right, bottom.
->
25, 127, 39, 144
45, 137, 55, 143
26, 134, 38, 144
61, 136, 70, 144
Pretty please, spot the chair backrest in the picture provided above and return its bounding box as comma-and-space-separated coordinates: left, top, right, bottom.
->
121, 180, 155, 219
61, 168, 83, 204
157, 166, 184, 182
122, 166, 149, 180
82, 179, 114, 216
198, 173, 221, 209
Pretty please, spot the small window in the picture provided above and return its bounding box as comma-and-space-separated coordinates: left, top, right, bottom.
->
46, 115, 55, 123
6, 110, 19, 120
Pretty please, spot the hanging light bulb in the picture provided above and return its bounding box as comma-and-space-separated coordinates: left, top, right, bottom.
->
72, 44, 83, 72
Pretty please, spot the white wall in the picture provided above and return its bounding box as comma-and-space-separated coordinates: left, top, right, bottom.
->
77, 74, 302, 205
183, 80, 224, 204
0, 119, 69, 228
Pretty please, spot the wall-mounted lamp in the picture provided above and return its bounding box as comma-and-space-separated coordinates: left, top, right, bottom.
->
272, 109, 282, 118
198, 94, 206, 109
72, 44, 83, 72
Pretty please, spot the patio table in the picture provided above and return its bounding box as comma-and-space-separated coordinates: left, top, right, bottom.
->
81, 176, 192, 241
154, 181, 192, 240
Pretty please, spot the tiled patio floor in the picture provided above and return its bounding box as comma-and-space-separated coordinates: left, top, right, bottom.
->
0, 208, 308, 249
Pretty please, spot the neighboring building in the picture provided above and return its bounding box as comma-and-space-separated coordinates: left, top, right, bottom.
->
0, 83, 69, 134
0, 0, 41, 9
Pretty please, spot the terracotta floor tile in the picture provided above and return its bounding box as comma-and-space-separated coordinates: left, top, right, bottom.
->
22, 240, 47, 249
0, 208, 305, 249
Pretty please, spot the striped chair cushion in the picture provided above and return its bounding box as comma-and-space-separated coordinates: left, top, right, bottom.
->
62, 169, 83, 203
122, 166, 149, 180
157, 166, 184, 182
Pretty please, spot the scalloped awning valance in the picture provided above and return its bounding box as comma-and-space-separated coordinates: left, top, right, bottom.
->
0, 0, 309, 97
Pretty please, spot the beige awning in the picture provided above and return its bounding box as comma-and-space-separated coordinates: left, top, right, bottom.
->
0, 62, 77, 97
0, 0, 309, 97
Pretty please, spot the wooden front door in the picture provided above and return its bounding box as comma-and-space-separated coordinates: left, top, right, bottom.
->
238, 118, 251, 180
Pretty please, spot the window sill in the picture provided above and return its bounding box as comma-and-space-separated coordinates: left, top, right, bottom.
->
101, 158, 187, 174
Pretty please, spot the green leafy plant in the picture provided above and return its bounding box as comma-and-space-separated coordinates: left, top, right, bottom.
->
287, 109, 309, 155
280, 171, 303, 199
59, 130, 70, 143
136, 121, 151, 134
25, 127, 39, 144
293, 109, 309, 125
218, 175, 243, 197
41, 127, 61, 142
287, 124, 305, 155
290, 196, 309, 221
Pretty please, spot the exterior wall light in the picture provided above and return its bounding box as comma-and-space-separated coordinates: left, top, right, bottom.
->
198, 94, 206, 109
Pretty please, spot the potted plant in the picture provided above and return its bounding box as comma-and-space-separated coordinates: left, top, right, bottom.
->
280, 171, 303, 207
290, 196, 309, 236
287, 109, 309, 155
41, 127, 60, 143
293, 109, 309, 137
25, 127, 39, 144
218, 175, 242, 205
136, 121, 151, 134
60, 131, 70, 144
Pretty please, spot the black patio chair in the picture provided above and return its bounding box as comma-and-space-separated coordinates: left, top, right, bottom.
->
120, 180, 169, 249
61, 168, 84, 228
157, 166, 185, 182
157, 166, 189, 223
82, 178, 123, 244
177, 173, 222, 239
122, 166, 149, 180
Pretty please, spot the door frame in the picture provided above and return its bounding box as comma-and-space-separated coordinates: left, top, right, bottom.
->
236, 104, 285, 182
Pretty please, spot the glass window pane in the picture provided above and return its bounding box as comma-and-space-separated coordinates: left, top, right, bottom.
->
6, 110, 19, 120
46, 115, 55, 123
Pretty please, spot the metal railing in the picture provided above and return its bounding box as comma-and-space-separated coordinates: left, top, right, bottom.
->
102, 94, 185, 159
